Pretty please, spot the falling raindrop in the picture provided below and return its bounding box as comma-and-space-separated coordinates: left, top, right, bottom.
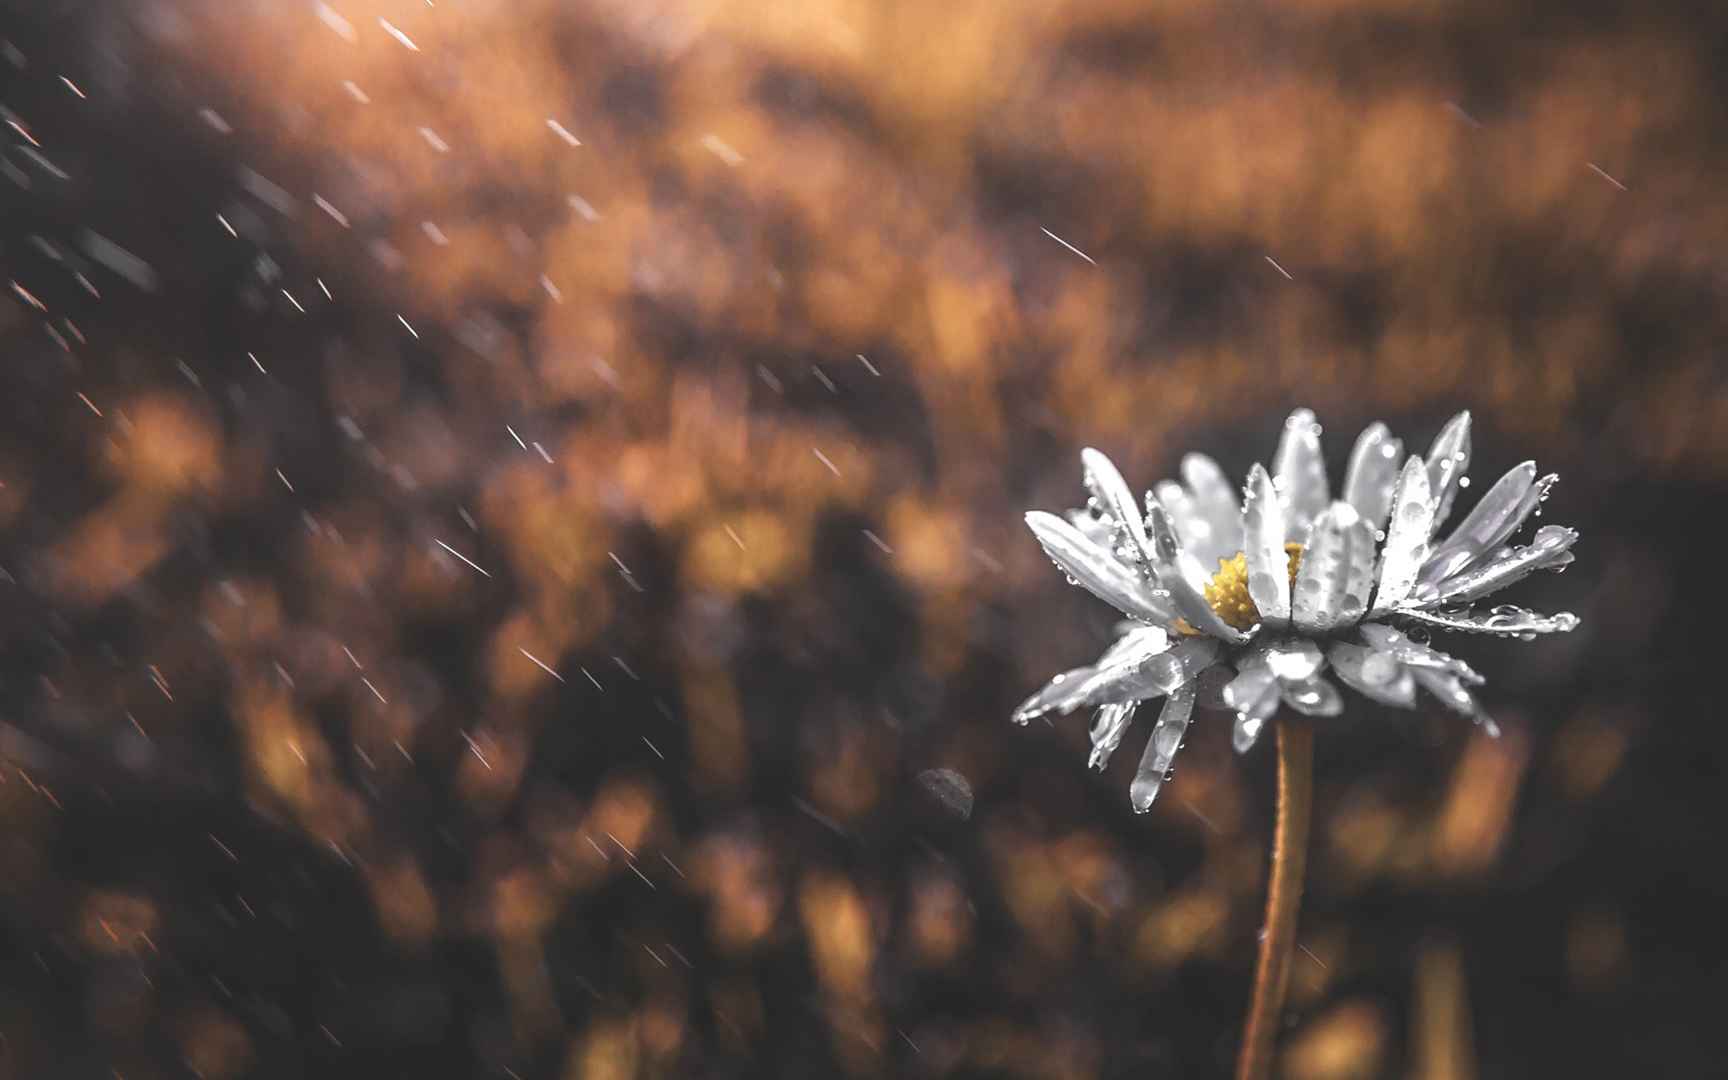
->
918, 769, 975, 820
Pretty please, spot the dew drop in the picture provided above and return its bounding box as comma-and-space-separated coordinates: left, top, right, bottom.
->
1361, 653, 1399, 685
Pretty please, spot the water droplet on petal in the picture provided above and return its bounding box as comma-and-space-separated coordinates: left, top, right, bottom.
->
1361, 653, 1399, 685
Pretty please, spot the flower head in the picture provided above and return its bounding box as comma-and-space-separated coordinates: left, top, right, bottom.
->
1015, 409, 1580, 812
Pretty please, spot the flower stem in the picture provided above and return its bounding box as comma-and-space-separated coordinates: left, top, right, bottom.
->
1235, 717, 1314, 1080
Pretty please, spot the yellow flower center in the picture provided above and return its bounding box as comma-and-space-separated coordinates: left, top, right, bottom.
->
1179, 543, 1304, 633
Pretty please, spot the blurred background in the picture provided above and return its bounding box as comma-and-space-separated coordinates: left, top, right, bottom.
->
0, 0, 1723, 1076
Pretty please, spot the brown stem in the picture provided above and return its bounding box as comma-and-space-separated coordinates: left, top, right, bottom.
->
1235, 717, 1314, 1080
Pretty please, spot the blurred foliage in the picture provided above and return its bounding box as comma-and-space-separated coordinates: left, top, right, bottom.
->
0, 0, 1724, 1076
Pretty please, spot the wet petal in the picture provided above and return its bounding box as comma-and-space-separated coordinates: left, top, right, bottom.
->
1417, 525, 1579, 606
1422, 462, 1538, 585
1262, 637, 1326, 682
1077, 637, 1221, 704
1242, 463, 1291, 628
1087, 702, 1140, 770
1370, 457, 1434, 615
1411, 667, 1500, 737
1194, 663, 1235, 710
1398, 605, 1580, 638
1342, 422, 1404, 533
1328, 642, 1417, 707
1012, 665, 1097, 724
1066, 626, 1181, 710
1359, 622, 1484, 684
1098, 624, 1172, 666
1232, 685, 1282, 753
1182, 453, 1244, 565
1223, 664, 1278, 712
1292, 502, 1376, 634
1082, 448, 1155, 570
1145, 498, 1250, 642
1425, 410, 1472, 532
1153, 480, 1214, 566
1282, 676, 1344, 717
1065, 507, 1117, 549
1273, 408, 1330, 542
1181, 452, 1236, 508
1025, 511, 1175, 625
1504, 472, 1560, 539
1131, 682, 1197, 812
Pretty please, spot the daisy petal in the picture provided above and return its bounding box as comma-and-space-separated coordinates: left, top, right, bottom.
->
1359, 623, 1484, 684
1342, 422, 1404, 533
1422, 462, 1538, 585
1067, 625, 1182, 707
1273, 408, 1330, 542
1181, 452, 1236, 507
1251, 635, 1327, 677
1012, 665, 1098, 724
1232, 685, 1282, 753
1154, 480, 1213, 565
1098, 624, 1172, 666
1370, 457, 1434, 615
1397, 605, 1580, 637
1425, 410, 1472, 532
1145, 499, 1251, 643
1194, 663, 1235, 710
1025, 511, 1176, 625
1131, 682, 1197, 812
1088, 702, 1140, 770
1292, 502, 1376, 634
1065, 507, 1117, 549
1328, 642, 1417, 707
1223, 664, 1278, 712
1410, 667, 1500, 737
1282, 676, 1344, 717
1082, 448, 1155, 569
1077, 637, 1221, 705
1181, 453, 1244, 564
1243, 463, 1292, 628
1417, 525, 1579, 606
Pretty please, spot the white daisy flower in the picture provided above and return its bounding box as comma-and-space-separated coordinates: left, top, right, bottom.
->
1015, 409, 1580, 812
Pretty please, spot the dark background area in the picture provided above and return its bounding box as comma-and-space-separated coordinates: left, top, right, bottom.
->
1, 0, 1725, 1076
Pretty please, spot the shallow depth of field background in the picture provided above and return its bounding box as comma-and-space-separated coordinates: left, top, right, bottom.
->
0, 1, 1723, 1076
